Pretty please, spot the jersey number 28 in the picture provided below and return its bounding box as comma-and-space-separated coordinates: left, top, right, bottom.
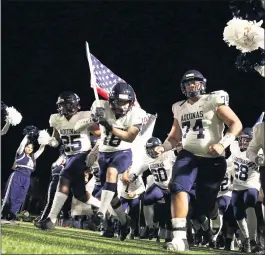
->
234, 162, 248, 181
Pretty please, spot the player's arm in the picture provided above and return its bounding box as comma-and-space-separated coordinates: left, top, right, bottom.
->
89, 123, 101, 136
216, 105, 242, 149
48, 128, 60, 147
1, 121, 11, 136
160, 119, 182, 154
111, 125, 140, 143
246, 123, 264, 165
86, 139, 100, 168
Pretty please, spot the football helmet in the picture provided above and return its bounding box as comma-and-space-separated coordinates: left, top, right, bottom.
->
180, 70, 206, 98
145, 137, 162, 158
238, 127, 253, 151
109, 82, 135, 116
56, 91, 80, 116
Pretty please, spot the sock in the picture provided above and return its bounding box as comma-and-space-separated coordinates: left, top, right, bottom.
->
246, 207, 257, 241
172, 218, 187, 239
201, 217, 209, 231
48, 192, 68, 224
166, 229, 173, 240
86, 196, 101, 208
130, 227, 135, 234
191, 219, 201, 231
143, 205, 155, 228
237, 218, 249, 239
212, 214, 223, 241
112, 202, 126, 225
159, 228, 166, 239
98, 182, 116, 216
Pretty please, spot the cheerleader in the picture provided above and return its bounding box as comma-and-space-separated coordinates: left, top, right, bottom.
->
1, 127, 49, 221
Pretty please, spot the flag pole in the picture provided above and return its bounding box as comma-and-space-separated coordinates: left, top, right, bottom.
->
85, 42, 100, 107
85, 42, 103, 134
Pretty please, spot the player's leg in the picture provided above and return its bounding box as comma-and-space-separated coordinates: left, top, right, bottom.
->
194, 157, 226, 247
143, 184, 164, 235
232, 190, 251, 252
211, 196, 231, 247
98, 150, 132, 221
164, 150, 198, 251
127, 197, 140, 239
43, 153, 86, 228
244, 188, 262, 252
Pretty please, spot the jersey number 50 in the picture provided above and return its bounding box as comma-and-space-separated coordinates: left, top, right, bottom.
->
61, 135, 82, 152
151, 168, 168, 183
182, 119, 205, 139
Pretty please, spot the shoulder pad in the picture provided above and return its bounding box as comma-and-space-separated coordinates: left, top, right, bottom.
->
209, 90, 229, 106
49, 114, 60, 128
90, 100, 108, 114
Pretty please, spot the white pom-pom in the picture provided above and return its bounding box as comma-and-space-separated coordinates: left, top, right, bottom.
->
223, 18, 264, 53
38, 130, 51, 145
254, 66, 265, 77
5, 107, 22, 126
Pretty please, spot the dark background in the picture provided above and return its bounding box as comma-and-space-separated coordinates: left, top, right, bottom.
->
2, 1, 264, 191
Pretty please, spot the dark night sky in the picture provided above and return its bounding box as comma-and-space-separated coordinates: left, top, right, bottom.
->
2, 1, 264, 189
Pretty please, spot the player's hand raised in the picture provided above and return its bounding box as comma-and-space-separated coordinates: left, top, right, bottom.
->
208, 143, 225, 157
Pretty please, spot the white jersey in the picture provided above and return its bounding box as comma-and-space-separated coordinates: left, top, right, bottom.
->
172, 93, 228, 157
230, 143, 260, 191
218, 157, 233, 198
119, 174, 145, 200
91, 100, 146, 153
148, 150, 176, 189
49, 111, 92, 156
90, 161, 101, 186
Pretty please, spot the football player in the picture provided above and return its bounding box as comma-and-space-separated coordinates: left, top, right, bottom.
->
134, 137, 175, 240
34, 146, 67, 228
41, 91, 101, 230
154, 70, 242, 251
90, 82, 146, 241
231, 128, 262, 253
119, 168, 145, 239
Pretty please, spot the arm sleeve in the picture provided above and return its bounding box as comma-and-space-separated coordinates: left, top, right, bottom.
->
86, 139, 100, 168
247, 124, 263, 162
1, 121, 10, 136
17, 135, 29, 154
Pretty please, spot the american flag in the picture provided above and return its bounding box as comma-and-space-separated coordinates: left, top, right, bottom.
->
86, 48, 156, 135
90, 53, 127, 100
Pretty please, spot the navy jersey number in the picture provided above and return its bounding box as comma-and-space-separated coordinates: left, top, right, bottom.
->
234, 162, 248, 181
61, 135, 82, 152
182, 119, 205, 139
103, 129, 124, 147
151, 167, 168, 182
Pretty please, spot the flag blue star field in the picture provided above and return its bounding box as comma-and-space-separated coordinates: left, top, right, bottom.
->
88, 51, 157, 135
90, 54, 126, 99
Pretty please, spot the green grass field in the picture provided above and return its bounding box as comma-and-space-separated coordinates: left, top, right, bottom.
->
1, 222, 244, 254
